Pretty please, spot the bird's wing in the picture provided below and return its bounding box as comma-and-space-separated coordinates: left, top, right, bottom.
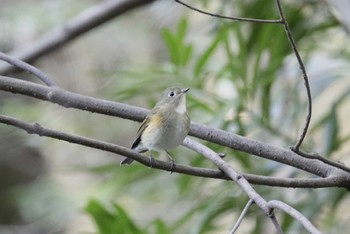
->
131, 116, 151, 149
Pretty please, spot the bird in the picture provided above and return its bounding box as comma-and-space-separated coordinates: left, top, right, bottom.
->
120, 87, 190, 169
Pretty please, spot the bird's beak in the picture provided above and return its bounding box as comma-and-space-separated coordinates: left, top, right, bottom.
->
181, 88, 190, 94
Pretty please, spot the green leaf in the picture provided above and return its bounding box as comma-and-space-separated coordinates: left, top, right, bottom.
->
162, 28, 180, 66
85, 199, 142, 234
153, 219, 169, 234
194, 27, 225, 76
324, 105, 339, 155
177, 17, 189, 43
182, 44, 193, 67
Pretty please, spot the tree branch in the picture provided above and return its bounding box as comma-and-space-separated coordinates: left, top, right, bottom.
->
229, 199, 254, 234
183, 138, 318, 234
0, 0, 156, 75
1, 74, 350, 189
274, 0, 313, 154
0, 113, 343, 188
268, 200, 321, 234
0, 52, 55, 86
175, 0, 283, 24
0, 113, 321, 233
174, 0, 350, 178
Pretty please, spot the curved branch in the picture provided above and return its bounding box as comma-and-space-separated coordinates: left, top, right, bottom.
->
274, 0, 312, 152
268, 200, 321, 234
1, 75, 350, 187
0, 52, 55, 86
0, 0, 156, 75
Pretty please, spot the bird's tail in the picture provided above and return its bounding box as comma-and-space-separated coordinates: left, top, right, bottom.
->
120, 143, 148, 165
120, 157, 134, 165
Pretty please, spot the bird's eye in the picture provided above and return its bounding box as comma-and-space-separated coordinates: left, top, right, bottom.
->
168, 91, 175, 97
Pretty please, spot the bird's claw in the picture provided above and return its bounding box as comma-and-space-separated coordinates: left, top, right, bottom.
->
149, 155, 155, 168
169, 159, 175, 173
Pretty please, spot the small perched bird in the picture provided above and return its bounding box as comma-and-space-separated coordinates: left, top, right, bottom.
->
120, 87, 190, 168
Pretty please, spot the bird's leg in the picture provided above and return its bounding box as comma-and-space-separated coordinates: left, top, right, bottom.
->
148, 151, 155, 168
165, 151, 175, 172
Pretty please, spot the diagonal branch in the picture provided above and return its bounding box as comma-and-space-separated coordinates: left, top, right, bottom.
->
0, 0, 157, 75
0, 52, 55, 86
183, 138, 318, 234
229, 199, 255, 234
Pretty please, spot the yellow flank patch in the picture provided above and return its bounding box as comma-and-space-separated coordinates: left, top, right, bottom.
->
149, 114, 163, 128
141, 114, 163, 142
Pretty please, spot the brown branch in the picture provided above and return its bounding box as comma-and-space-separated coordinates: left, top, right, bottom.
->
175, 0, 283, 24
274, 0, 313, 153
0, 0, 156, 75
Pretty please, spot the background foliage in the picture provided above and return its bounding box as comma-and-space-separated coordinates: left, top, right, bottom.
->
1, 0, 350, 233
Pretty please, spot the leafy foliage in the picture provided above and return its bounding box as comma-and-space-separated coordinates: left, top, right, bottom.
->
1, 0, 349, 233
89, 1, 350, 233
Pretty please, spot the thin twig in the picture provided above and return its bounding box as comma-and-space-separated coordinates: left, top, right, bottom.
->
296, 150, 350, 174
0, 52, 55, 86
175, 0, 283, 24
269, 212, 284, 234
268, 200, 321, 234
229, 199, 254, 234
274, 0, 313, 153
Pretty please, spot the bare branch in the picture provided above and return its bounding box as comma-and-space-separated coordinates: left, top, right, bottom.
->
0, 113, 321, 233
274, 0, 313, 152
1, 74, 350, 188
269, 213, 284, 234
0, 114, 223, 178
0, 0, 156, 75
229, 199, 254, 234
183, 138, 320, 234
175, 0, 316, 175
269, 200, 321, 234
0, 112, 343, 188
295, 150, 350, 174
175, 0, 283, 24
0, 52, 55, 86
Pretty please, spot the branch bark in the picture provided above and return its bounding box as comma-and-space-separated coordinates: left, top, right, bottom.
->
0, 74, 350, 189
183, 138, 318, 234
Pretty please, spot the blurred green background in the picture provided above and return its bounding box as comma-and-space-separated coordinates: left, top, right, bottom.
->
1, 0, 350, 233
